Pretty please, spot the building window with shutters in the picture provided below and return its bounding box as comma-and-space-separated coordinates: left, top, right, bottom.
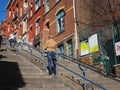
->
56, 10, 65, 34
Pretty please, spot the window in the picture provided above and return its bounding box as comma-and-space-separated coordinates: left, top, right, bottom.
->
36, 18, 40, 35
67, 40, 73, 57
56, 10, 65, 34
35, 0, 41, 11
23, 18, 27, 34
58, 44, 64, 59
24, 0, 28, 8
45, 0, 49, 13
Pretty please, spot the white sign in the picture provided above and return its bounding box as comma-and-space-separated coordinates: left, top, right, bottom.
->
115, 42, 120, 56
88, 33, 99, 53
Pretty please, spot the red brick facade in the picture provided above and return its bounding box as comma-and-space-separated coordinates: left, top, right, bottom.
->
44, 0, 77, 58
0, 0, 79, 58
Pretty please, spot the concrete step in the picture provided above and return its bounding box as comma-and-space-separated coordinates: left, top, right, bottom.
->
23, 82, 65, 88
0, 72, 46, 80
0, 83, 70, 90
21, 66, 42, 72
18, 87, 70, 90
24, 79, 58, 83
88, 77, 120, 84
22, 73, 46, 78
92, 85, 119, 90
0, 65, 40, 74
102, 83, 120, 87
1, 59, 29, 63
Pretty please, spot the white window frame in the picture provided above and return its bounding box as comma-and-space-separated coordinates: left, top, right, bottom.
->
56, 10, 65, 34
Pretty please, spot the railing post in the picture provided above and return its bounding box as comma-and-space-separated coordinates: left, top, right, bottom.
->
78, 64, 87, 90
110, 24, 117, 64
56, 61, 58, 75
21, 43, 23, 50
82, 68, 87, 90
15, 43, 19, 55
43, 53, 47, 72
29, 47, 33, 60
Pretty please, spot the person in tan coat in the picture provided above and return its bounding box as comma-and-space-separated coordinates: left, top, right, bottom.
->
44, 35, 57, 75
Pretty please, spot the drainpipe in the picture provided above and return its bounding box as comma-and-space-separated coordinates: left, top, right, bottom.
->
73, 0, 78, 58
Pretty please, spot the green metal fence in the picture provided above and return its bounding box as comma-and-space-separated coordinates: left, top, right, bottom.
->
79, 24, 120, 74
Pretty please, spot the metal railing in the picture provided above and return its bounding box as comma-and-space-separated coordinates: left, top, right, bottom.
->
79, 25, 120, 72
6, 41, 108, 90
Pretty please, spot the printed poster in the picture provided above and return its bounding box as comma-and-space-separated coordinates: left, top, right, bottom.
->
80, 41, 89, 56
88, 33, 99, 53
115, 42, 120, 56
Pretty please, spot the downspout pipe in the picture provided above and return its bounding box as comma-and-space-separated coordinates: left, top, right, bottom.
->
73, 0, 78, 58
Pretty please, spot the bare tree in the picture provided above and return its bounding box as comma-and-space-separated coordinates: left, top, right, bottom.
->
76, 0, 120, 29
76, 0, 120, 65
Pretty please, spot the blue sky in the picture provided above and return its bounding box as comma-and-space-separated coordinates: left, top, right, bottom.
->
0, 0, 9, 24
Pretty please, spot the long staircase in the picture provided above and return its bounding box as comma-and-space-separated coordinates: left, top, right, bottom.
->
0, 50, 71, 90
1, 40, 120, 90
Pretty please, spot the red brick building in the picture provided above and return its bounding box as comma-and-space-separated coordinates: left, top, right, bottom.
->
6, 0, 45, 47
1, 0, 79, 58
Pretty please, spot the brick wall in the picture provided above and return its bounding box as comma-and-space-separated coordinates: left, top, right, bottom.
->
44, 0, 76, 57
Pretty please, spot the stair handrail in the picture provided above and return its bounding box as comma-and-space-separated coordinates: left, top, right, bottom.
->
16, 42, 48, 72
11, 42, 107, 90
